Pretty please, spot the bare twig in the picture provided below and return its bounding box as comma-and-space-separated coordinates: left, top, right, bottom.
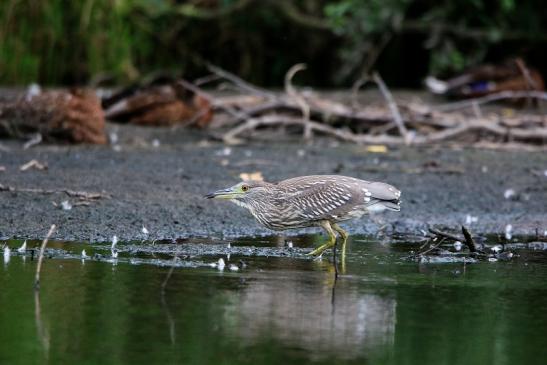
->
207, 64, 276, 100
174, 0, 252, 19
351, 77, 369, 109
20, 159, 47, 171
221, 115, 402, 145
461, 226, 477, 252
284, 64, 312, 139
177, 78, 241, 123
515, 58, 541, 91
372, 72, 411, 144
419, 237, 446, 256
436, 91, 547, 112
34, 225, 56, 290
23, 133, 42, 149
270, 0, 331, 30
0, 184, 110, 200
428, 228, 463, 242
429, 227, 477, 253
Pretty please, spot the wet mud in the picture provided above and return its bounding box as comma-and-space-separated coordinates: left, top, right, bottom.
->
1, 124, 546, 242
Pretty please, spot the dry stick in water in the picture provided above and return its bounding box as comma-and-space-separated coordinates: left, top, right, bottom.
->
419, 237, 446, 256
429, 227, 477, 253
34, 225, 56, 290
461, 225, 477, 252
428, 227, 463, 241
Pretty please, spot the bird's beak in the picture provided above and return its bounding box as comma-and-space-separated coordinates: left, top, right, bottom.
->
204, 187, 241, 199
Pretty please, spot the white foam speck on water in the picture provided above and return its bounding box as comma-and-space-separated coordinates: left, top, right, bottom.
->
465, 215, 478, 224
111, 236, 119, 258
504, 189, 515, 199
505, 224, 513, 240
217, 258, 225, 271
17, 240, 27, 253
3, 246, 10, 264
491, 245, 502, 253
215, 147, 232, 156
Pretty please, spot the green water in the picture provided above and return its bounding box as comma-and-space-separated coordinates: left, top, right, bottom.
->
1, 236, 547, 365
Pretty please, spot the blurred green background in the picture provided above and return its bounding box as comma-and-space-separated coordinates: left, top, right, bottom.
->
1, 0, 546, 87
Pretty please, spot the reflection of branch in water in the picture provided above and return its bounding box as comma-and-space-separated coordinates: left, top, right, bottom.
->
160, 255, 179, 345
160, 291, 176, 346
34, 290, 50, 358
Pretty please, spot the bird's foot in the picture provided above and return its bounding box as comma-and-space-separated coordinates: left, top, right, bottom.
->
307, 240, 336, 257
307, 244, 328, 257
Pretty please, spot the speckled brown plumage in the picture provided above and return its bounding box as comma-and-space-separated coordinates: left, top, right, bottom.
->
206, 175, 401, 256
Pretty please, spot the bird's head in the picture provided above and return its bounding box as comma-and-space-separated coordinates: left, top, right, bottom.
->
205, 180, 271, 202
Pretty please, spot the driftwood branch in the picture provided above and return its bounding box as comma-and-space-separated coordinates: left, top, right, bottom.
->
207, 64, 276, 100
372, 72, 410, 144
284, 63, 312, 139
436, 91, 547, 112
196, 63, 547, 147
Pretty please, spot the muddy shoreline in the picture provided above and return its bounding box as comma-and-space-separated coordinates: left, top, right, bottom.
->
1, 124, 546, 242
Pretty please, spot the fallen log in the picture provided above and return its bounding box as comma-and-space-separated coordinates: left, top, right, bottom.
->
0, 89, 107, 144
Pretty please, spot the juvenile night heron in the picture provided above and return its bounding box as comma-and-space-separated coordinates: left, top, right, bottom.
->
206, 175, 401, 256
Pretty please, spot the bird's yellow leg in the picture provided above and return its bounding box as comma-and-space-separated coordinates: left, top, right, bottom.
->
331, 223, 348, 272
331, 223, 348, 245
308, 221, 337, 256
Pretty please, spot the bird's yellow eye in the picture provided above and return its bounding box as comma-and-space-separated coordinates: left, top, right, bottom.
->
241, 185, 249, 192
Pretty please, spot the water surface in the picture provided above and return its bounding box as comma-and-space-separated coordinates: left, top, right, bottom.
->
1, 236, 546, 365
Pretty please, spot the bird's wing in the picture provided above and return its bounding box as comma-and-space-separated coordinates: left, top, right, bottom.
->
278, 180, 355, 221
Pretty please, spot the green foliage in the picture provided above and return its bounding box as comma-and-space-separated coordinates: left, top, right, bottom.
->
0, 0, 545, 86
323, 0, 547, 77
